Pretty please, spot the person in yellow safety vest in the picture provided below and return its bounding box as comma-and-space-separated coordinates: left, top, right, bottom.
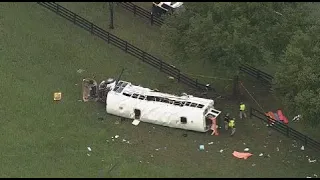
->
229, 118, 236, 136
239, 102, 247, 119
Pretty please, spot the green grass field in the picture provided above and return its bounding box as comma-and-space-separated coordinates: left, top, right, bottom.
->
1, 2, 319, 178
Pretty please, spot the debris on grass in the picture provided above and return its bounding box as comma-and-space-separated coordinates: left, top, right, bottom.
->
87, 147, 92, 151
122, 139, 126, 142
300, 145, 305, 151
314, 174, 318, 178
243, 143, 246, 145
199, 145, 205, 151
308, 158, 316, 163
53, 92, 62, 101
87, 153, 91, 156
115, 120, 120, 125
244, 148, 249, 152
232, 151, 253, 160
115, 135, 119, 139
168, 76, 175, 80
259, 153, 263, 157
132, 119, 140, 126
306, 176, 312, 178
252, 163, 256, 167
78, 99, 82, 102
219, 149, 224, 153
276, 147, 280, 151
150, 155, 154, 158
77, 69, 85, 73
155, 148, 160, 151
208, 142, 214, 145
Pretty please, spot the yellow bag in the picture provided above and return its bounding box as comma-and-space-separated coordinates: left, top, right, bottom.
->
54, 92, 62, 101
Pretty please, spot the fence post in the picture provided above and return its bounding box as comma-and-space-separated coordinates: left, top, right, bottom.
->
257, 70, 261, 80
304, 136, 307, 146
142, 52, 145, 62
159, 60, 162, 71
56, 4, 60, 13
133, 4, 136, 16
125, 41, 128, 52
151, 14, 154, 25
91, 23, 94, 34
107, 32, 110, 43
286, 126, 290, 137
73, 13, 76, 24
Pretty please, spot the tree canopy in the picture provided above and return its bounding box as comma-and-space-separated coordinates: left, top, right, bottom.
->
161, 2, 313, 71
161, 2, 320, 126
274, 25, 320, 126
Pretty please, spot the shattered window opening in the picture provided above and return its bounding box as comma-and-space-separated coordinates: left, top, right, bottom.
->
180, 117, 187, 124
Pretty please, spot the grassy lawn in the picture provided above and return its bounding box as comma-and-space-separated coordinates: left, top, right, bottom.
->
1, 2, 319, 178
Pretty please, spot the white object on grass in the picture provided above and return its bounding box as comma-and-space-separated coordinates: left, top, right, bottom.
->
244, 148, 249, 152
259, 153, 263, 157
308, 158, 316, 163
199, 145, 205, 150
301, 145, 305, 151
208, 142, 214, 145
87, 147, 92, 151
219, 149, 223, 153
115, 135, 119, 139
132, 119, 140, 126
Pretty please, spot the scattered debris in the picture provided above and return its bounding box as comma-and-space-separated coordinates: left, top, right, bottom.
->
126, 141, 130, 144
208, 142, 214, 145
244, 148, 249, 152
306, 176, 312, 178
264, 145, 267, 148
243, 143, 246, 145
308, 158, 317, 163
276, 147, 280, 152
139, 161, 142, 163
112, 139, 115, 141
132, 119, 140, 126
259, 153, 264, 157
77, 69, 85, 73
301, 145, 305, 151
78, 99, 82, 102
252, 163, 256, 167
122, 139, 126, 142
87, 153, 91, 156
168, 76, 175, 80
115, 135, 119, 139
219, 149, 224, 153
106, 140, 109, 142
115, 120, 120, 125
87, 147, 92, 151
199, 145, 205, 151
232, 151, 253, 160
314, 174, 318, 178
279, 140, 282, 143
150, 155, 154, 158
53, 92, 62, 101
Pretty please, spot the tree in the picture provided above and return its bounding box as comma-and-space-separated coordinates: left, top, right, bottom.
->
160, 2, 313, 74
274, 26, 320, 126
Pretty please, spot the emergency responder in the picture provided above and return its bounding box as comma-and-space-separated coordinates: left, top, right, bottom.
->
224, 113, 230, 130
239, 102, 247, 119
229, 117, 236, 136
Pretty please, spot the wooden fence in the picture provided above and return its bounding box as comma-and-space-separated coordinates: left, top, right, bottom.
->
239, 63, 274, 87
250, 107, 320, 151
117, 2, 164, 26
37, 2, 215, 93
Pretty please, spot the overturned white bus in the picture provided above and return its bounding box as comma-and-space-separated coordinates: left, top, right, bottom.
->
84, 78, 222, 133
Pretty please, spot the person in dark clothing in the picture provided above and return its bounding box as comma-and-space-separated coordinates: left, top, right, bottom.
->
224, 113, 230, 130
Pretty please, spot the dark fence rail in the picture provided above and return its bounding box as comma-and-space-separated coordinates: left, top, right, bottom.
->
239, 63, 274, 86
250, 107, 320, 151
37, 2, 214, 93
117, 2, 164, 26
